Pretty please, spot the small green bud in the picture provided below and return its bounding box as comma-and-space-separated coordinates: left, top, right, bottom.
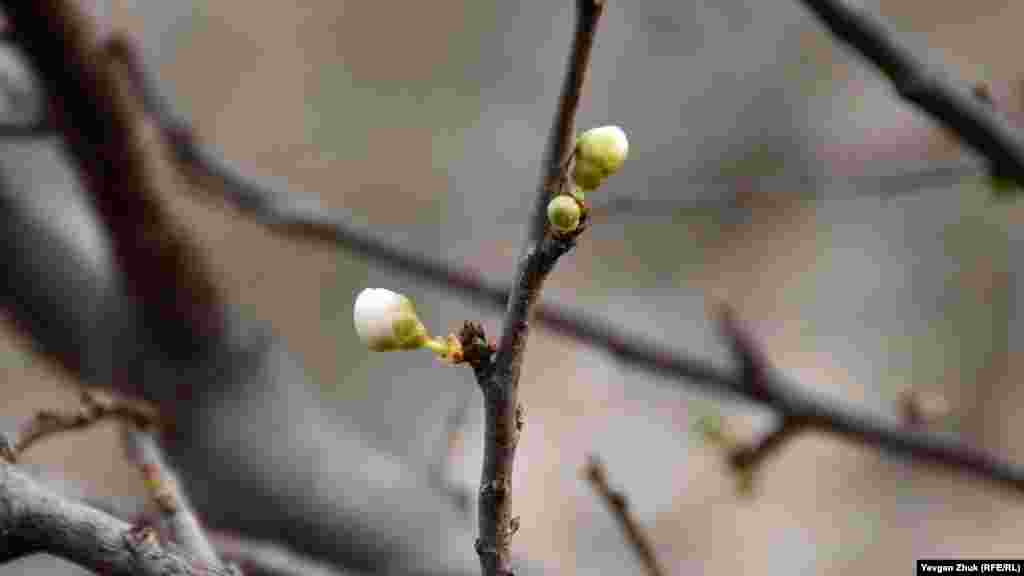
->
573, 125, 629, 190
547, 195, 582, 233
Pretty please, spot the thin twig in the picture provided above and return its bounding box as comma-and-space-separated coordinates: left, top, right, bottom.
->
471, 2, 605, 574
0, 460, 236, 576
125, 430, 223, 569
726, 417, 807, 495
0, 389, 157, 463
729, 418, 806, 474
582, 455, 667, 576
796, 0, 1024, 186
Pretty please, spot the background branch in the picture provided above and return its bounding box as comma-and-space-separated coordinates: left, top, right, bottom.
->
126, 429, 223, 569
582, 455, 666, 576
473, 2, 604, 574
796, 0, 1024, 185
0, 460, 236, 576
0, 389, 157, 463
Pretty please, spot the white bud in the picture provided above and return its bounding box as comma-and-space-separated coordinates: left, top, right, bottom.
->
573, 125, 629, 190
353, 288, 428, 351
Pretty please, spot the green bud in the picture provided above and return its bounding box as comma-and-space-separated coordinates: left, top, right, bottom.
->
547, 195, 582, 233
573, 125, 629, 190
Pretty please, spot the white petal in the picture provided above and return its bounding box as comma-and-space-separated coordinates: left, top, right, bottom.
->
354, 288, 406, 350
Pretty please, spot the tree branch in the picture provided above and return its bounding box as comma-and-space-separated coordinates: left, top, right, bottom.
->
3, 0, 226, 372
796, 0, 1024, 185
582, 455, 667, 576
470, 2, 604, 574
0, 389, 158, 463
126, 430, 224, 569
0, 460, 235, 576
715, 305, 1024, 495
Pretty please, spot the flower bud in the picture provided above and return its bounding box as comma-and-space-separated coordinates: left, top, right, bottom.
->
547, 195, 582, 233
573, 125, 629, 190
353, 288, 429, 351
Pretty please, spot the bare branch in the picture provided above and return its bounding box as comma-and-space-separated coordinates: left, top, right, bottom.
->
727, 417, 807, 496
796, 0, 1024, 185
2, 0, 226, 366
582, 455, 667, 576
0, 389, 157, 463
715, 305, 1024, 495
126, 430, 223, 569
469, 2, 605, 574
0, 460, 235, 576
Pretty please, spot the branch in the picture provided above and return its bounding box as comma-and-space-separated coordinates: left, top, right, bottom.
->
0, 461, 235, 576
582, 456, 667, 576
126, 430, 223, 569
2, 0, 225, 366
796, 0, 1024, 186
715, 305, 1024, 495
470, 2, 604, 574
0, 389, 158, 463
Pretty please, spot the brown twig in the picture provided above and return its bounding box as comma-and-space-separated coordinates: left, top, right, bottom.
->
0, 460, 236, 576
125, 430, 223, 570
472, 3, 605, 574
582, 455, 667, 576
0, 389, 157, 463
726, 417, 807, 496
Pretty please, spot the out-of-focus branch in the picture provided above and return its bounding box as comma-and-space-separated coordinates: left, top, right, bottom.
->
582, 455, 667, 576
0, 389, 157, 463
714, 305, 1024, 495
3, 0, 225, 370
470, 2, 604, 574
796, 0, 1024, 186
126, 430, 223, 569
1, 5, 486, 576
0, 460, 236, 576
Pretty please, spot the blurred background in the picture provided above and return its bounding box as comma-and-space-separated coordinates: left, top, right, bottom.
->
4, 0, 1024, 574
